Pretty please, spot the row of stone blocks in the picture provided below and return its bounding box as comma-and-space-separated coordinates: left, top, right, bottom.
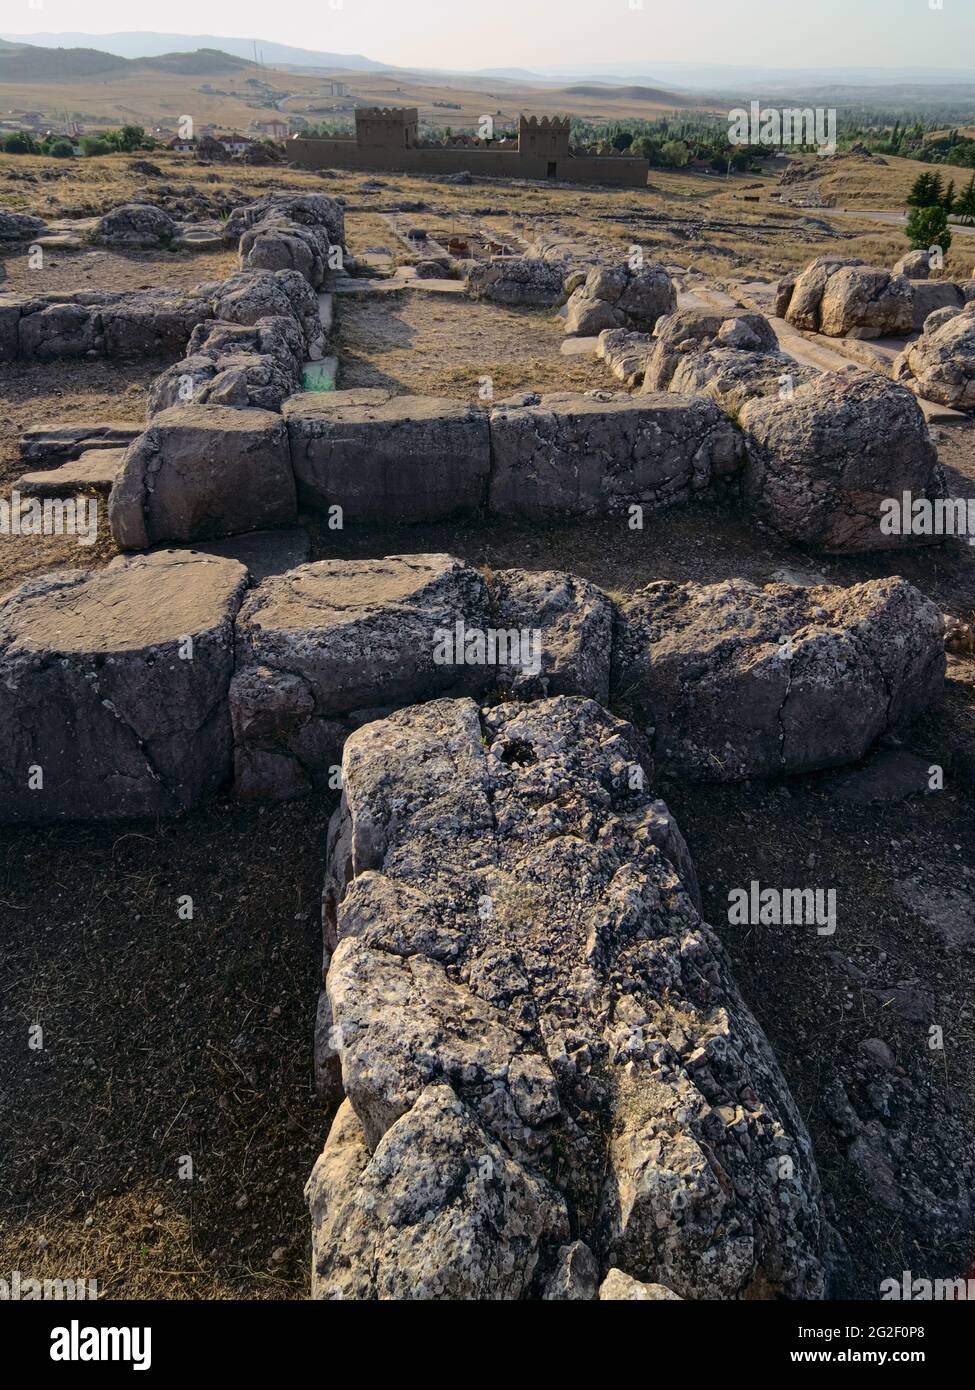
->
106, 323, 947, 554
0, 549, 945, 822
107, 388, 742, 548
0, 191, 346, 363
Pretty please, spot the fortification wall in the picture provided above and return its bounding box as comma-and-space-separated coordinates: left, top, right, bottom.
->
288, 137, 648, 187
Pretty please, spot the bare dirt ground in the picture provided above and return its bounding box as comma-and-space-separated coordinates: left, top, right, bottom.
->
335, 291, 616, 398
1, 245, 236, 298
1, 160, 974, 1300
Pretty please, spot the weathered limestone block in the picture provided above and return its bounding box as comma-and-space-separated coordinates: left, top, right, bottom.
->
465, 257, 567, 307
613, 577, 945, 780
596, 328, 655, 387
284, 389, 490, 521
818, 267, 914, 339
564, 262, 676, 338
231, 555, 492, 798
239, 215, 334, 289
598, 1269, 682, 1300
644, 309, 778, 394
224, 192, 345, 251
781, 258, 914, 338
204, 268, 325, 358
908, 280, 966, 331
0, 552, 246, 822
780, 257, 866, 331
0, 211, 47, 241
18, 302, 101, 359
307, 696, 828, 1299
98, 290, 212, 358
893, 250, 931, 280
147, 314, 304, 415
488, 390, 743, 519
739, 372, 944, 550
109, 404, 296, 549
91, 202, 176, 247
487, 568, 614, 701
668, 347, 820, 417
893, 302, 975, 411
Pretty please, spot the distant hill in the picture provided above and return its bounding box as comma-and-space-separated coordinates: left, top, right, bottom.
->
0, 39, 249, 82
0, 31, 388, 72
561, 83, 696, 107
0, 41, 129, 80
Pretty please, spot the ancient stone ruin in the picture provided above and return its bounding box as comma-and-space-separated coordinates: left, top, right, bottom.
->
3, 167, 973, 1307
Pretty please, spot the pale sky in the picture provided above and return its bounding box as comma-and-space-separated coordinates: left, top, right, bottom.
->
2, 0, 971, 72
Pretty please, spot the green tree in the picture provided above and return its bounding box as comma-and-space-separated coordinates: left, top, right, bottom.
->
611, 130, 633, 151
660, 138, 690, 168
942, 179, 956, 213
2, 131, 35, 154
955, 173, 975, 224
907, 172, 935, 206
906, 204, 952, 253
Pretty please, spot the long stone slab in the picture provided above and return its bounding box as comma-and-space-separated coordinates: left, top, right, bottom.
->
307, 696, 829, 1300
488, 390, 742, 519
16, 448, 125, 497
284, 389, 491, 521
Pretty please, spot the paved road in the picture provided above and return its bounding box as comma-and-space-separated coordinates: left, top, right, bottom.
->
828, 208, 975, 237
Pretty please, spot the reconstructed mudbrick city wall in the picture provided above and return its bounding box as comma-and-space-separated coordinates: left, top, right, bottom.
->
289, 108, 650, 187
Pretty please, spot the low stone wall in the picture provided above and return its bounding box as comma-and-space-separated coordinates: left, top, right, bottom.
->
0, 192, 343, 365
0, 548, 945, 823
0, 287, 215, 362
776, 256, 975, 340
107, 386, 750, 549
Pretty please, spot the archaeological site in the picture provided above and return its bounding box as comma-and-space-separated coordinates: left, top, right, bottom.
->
0, 1, 973, 1347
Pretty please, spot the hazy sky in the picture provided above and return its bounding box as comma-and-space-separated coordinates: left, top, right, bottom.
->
3, 0, 972, 72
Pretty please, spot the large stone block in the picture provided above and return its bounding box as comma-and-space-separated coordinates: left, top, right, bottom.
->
231, 554, 492, 798
894, 302, 975, 411
0, 294, 22, 361
283, 389, 490, 521
487, 568, 614, 701
18, 303, 101, 359
487, 390, 742, 518
99, 291, 211, 358
308, 696, 828, 1299
465, 257, 567, 307
109, 404, 296, 549
0, 552, 247, 822
739, 373, 943, 551
613, 576, 945, 780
